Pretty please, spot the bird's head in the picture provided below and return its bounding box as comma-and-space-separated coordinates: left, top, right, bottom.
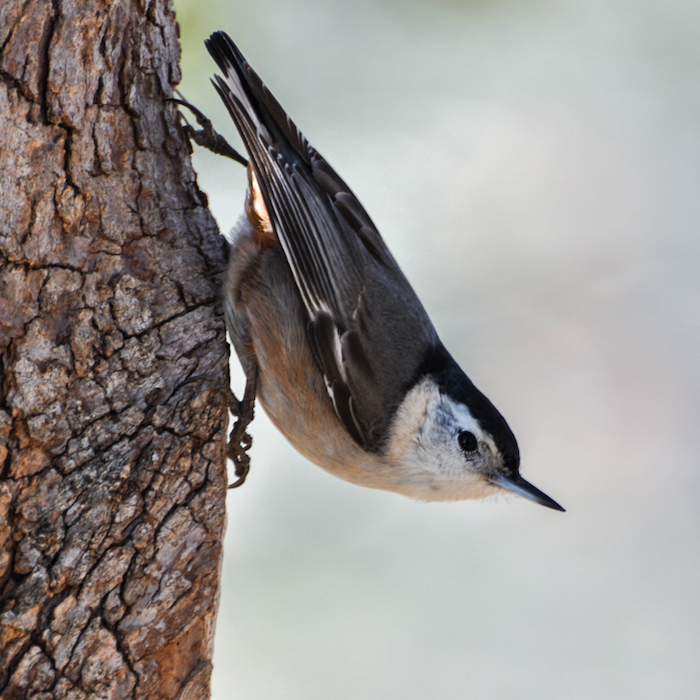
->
384, 346, 564, 510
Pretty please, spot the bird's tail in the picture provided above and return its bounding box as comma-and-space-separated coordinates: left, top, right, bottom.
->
204, 31, 312, 167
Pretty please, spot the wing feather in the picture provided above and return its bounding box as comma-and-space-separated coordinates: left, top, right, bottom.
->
207, 32, 438, 449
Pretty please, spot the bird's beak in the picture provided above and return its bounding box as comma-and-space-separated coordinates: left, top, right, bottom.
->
493, 474, 565, 511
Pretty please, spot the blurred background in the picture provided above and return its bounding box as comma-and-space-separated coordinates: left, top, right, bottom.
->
173, 0, 700, 698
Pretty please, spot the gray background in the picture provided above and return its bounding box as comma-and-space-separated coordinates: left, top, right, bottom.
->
174, 0, 700, 697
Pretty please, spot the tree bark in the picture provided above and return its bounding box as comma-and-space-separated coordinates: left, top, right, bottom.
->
0, 1, 230, 699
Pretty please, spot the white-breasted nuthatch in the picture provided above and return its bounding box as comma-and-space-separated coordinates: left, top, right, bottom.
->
202, 31, 563, 510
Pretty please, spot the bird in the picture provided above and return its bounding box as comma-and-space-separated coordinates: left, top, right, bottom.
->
194, 31, 563, 510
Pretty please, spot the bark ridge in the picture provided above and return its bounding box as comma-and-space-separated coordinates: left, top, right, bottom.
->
0, 1, 230, 698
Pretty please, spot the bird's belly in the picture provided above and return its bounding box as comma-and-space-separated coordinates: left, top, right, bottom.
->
224, 224, 499, 501
224, 230, 388, 488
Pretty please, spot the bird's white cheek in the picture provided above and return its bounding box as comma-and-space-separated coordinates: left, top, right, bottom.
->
392, 440, 500, 501
389, 429, 500, 502
381, 380, 501, 501
383, 379, 438, 462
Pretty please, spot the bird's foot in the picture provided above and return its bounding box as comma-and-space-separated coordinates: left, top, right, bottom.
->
169, 91, 249, 166
172, 369, 257, 488
226, 361, 258, 488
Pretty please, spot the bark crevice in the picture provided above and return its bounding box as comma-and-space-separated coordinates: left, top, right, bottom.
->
0, 1, 229, 698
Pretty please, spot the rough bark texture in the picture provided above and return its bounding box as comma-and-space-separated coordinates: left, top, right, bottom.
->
0, 1, 230, 699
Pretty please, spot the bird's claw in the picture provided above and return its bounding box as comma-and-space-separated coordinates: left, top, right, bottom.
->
226, 361, 258, 488
169, 91, 249, 166
171, 368, 257, 488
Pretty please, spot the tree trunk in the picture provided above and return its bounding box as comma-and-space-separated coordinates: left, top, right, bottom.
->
0, 1, 230, 699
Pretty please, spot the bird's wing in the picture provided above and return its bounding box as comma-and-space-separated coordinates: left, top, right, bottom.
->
206, 31, 438, 450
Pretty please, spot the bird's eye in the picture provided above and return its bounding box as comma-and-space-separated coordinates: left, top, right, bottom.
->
458, 430, 478, 453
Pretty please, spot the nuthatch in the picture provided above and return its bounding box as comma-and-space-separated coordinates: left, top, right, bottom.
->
195, 31, 563, 509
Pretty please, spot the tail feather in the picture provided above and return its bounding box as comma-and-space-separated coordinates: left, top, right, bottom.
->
205, 31, 433, 451
205, 31, 312, 165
